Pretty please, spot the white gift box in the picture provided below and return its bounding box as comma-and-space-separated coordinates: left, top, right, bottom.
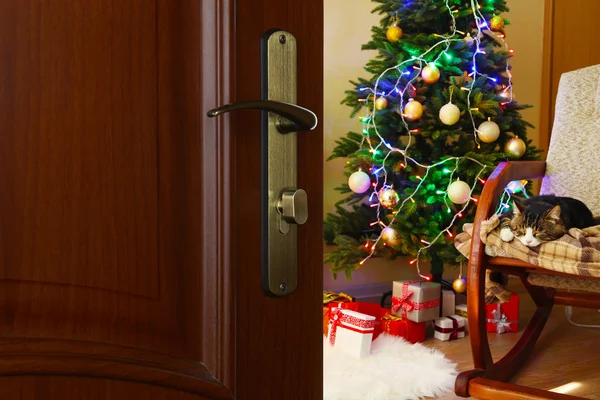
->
327, 308, 376, 359
441, 289, 455, 317
434, 314, 466, 341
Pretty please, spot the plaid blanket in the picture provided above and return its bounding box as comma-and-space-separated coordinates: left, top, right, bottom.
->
455, 214, 600, 278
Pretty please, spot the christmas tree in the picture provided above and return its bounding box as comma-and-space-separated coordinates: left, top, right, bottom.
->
324, 0, 541, 282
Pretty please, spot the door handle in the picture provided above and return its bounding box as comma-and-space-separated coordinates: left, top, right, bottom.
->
207, 100, 317, 134
207, 29, 316, 297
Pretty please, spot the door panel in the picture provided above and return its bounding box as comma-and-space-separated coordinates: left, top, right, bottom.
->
0, 376, 213, 399
540, 0, 600, 150
1, 0, 158, 298
0, 0, 234, 397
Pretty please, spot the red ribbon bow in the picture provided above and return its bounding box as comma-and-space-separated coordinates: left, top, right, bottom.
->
391, 280, 420, 318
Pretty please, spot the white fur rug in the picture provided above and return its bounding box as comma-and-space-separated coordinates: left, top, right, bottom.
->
324, 334, 457, 400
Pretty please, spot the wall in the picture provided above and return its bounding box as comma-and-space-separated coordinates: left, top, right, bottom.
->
323, 0, 545, 292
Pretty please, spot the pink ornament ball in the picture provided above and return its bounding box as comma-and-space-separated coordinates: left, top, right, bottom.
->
348, 171, 372, 194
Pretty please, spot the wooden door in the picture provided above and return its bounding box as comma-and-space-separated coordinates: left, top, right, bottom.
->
540, 0, 600, 150
0, 0, 323, 398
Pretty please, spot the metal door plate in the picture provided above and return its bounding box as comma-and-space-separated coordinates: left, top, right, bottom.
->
261, 30, 298, 296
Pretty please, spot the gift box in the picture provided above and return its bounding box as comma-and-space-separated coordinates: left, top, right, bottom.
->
455, 304, 468, 332
380, 310, 426, 343
329, 301, 382, 340
441, 289, 455, 317
434, 314, 466, 341
455, 303, 467, 318
486, 293, 519, 334
392, 280, 441, 323
327, 308, 376, 359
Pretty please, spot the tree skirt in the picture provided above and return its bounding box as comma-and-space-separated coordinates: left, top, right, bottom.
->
324, 334, 457, 400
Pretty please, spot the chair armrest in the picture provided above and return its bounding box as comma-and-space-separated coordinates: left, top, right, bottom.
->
466, 161, 546, 370
475, 161, 547, 223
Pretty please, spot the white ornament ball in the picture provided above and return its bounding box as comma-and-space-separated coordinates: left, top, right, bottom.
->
348, 171, 372, 194
439, 102, 461, 126
447, 180, 471, 204
477, 120, 500, 143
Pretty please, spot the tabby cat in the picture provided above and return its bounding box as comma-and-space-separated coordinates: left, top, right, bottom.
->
499, 195, 596, 248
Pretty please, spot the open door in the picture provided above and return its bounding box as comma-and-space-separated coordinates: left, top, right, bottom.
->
0, 0, 323, 398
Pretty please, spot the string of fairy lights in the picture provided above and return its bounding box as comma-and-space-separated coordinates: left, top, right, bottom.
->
350, 0, 527, 279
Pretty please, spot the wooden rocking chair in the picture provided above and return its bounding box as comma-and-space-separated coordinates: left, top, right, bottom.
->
455, 64, 600, 400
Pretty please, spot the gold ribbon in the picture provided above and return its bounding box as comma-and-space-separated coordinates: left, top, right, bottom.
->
382, 313, 403, 321
323, 291, 354, 305
382, 313, 403, 333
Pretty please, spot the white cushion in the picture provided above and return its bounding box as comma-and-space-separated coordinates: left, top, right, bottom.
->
540, 64, 600, 216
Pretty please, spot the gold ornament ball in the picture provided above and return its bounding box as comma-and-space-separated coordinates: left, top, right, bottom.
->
381, 227, 401, 246
375, 97, 389, 110
453, 276, 467, 293
386, 25, 403, 43
447, 180, 471, 204
490, 15, 505, 31
379, 188, 399, 209
505, 137, 527, 159
439, 102, 461, 126
402, 99, 423, 121
477, 120, 501, 143
421, 64, 441, 85
497, 90, 511, 101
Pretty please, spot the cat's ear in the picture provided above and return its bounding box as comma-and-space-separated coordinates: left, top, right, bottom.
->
546, 205, 561, 221
512, 201, 522, 216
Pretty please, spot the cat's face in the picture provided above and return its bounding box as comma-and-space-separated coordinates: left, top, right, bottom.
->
510, 203, 566, 247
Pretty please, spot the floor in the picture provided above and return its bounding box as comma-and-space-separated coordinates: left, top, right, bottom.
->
425, 278, 600, 399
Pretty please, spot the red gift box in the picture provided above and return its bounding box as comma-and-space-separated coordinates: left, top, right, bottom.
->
329, 302, 382, 340
486, 293, 519, 333
380, 309, 426, 343
323, 307, 330, 336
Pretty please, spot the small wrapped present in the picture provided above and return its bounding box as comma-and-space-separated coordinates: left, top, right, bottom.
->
486, 293, 519, 333
455, 304, 467, 318
434, 314, 466, 341
455, 304, 468, 332
329, 301, 382, 340
381, 310, 426, 343
441, 289, 455, 317
392, 280, 441, 323
323, 291, 354, 305
327, 308, 376, 359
